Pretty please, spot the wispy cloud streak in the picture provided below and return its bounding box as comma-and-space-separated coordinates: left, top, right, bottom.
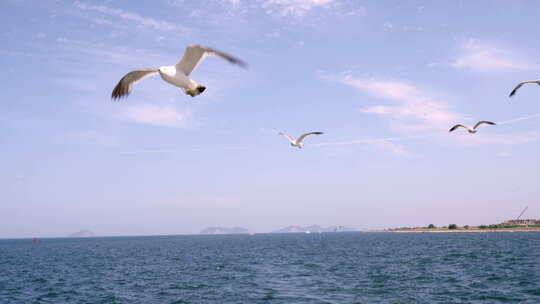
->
74, 2, 181, 31
329, 75, 463, 132
452, 39, 530, 72
497, 112, 540, 125
315, 136, 406, 147
119, 149, 178, 155
119, 146, 250, 155
262, 0, 334, 16
325, 74, 540, 150
315, 136, 419, 157
118, 104, 192, 128
450, 131, 540, 146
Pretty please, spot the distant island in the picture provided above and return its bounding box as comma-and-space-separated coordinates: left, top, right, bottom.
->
274, 225, 357, 233
200, 227, 250, 235
380, 218, 540, 233
68, 230, 96, 237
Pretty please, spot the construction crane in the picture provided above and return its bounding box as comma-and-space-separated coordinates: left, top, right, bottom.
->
516, 206, 528, 220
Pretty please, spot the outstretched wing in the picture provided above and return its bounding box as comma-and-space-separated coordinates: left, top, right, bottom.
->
111, 69, 159, 100
474, 121, 496, 130
176, 45, 247, 76
449, 124, 467, 132
278, 132, 295, 143
509, 80, 539, 97
297, 132, 324, 144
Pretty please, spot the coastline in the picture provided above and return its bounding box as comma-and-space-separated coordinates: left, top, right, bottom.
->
371, 228, 540, 233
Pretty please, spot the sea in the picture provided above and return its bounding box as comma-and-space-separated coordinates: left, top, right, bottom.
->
1, 232, 539, 303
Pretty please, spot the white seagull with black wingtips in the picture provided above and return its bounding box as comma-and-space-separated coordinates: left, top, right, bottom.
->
449, 121, 496, 134
111, 45, 247, 100
279, 131, 324, 149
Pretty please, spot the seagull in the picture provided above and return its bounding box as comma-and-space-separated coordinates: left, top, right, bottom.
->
279, 131, 323, 148
449, 121, 496, 134
509, 79, 540, 97
111, 45, 247, 100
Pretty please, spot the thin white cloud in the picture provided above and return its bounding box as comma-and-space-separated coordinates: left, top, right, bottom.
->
119, 149, 178, 155
119, 104, 191, 128
119, 146, 248, 155
315, 136, 417, 157
262, 0, 334, 16
450, 131, 540, 146
54, 36, 163, 67
226, 0, 241, 6
315, 136, 403, 147
374, 140, 415, 157
325, 74, 540, 149
452, 39, 529, 72
333, 75, 462, 132
74, 2, 180, 31
497, 112, 540, 125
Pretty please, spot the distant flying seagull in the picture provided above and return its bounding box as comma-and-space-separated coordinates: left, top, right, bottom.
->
449, 121, 496, 134
111, 45, 246, 100
279, 131, 323, 148
509, 79, 540, 97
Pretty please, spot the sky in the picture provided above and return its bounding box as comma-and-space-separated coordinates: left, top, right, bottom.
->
1, 0, 540, 238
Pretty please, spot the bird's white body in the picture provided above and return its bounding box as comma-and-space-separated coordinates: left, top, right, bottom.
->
158, 65, 201, 96
290, 141, 303, 149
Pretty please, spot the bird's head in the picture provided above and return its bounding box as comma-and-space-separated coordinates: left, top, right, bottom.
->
468, 129, 477, 134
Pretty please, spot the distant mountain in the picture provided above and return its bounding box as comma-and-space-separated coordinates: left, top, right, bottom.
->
327, 225, 358, 232
200, 227, 250, 235
274, 225, 357, 233
68, 230, 96, 237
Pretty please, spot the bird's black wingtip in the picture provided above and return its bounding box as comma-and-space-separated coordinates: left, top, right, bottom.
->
111, 93, 127, 101
233, 59, 248, 69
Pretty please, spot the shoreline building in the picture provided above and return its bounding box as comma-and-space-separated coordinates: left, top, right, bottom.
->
501, 219, 540, 226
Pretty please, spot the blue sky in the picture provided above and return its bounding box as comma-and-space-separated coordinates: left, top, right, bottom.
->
1, 0, 540, 238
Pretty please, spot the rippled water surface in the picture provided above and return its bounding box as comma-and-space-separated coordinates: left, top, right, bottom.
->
1, 232, 539, 303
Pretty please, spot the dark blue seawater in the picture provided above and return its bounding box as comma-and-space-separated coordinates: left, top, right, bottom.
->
1, 232, 539, 303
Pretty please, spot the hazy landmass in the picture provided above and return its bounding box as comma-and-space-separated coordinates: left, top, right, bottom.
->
274, 225, 357, 233
200, 227, 250, 235
380, 220, 540, 233
68, 230, 96, 237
